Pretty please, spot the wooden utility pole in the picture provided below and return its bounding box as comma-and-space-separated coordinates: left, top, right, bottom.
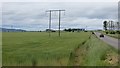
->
58, 10, 61, 37
46, 10, 65, 37
49, 11, 51, 37
46, 10, 52, 37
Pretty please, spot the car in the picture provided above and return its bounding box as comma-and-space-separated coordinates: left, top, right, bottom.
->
92, 32, 94, 34
99, 34, 104, 37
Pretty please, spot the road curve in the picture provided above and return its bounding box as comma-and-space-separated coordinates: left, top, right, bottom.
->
94, 32, 119, 49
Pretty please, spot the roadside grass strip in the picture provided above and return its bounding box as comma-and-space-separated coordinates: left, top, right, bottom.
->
68, 35, 119, 66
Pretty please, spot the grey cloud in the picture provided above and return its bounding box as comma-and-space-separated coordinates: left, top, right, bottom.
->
2, 2, 118, 30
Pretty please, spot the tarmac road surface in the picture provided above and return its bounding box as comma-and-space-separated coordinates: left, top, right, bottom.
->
94, 32, 119, 49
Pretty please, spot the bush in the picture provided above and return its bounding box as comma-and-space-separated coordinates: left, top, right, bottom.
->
106, 32, 108, 34
109, 31, 115, 34
116, 31, 120, 34
84, 31, 88, 32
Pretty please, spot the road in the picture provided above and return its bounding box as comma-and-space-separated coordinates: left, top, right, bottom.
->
94, 32, 119, 49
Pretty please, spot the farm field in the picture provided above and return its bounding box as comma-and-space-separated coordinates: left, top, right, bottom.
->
2, 32, 90, 66
2, 32, 119, 66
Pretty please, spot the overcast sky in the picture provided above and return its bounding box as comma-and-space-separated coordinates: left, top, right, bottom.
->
2, 2, 118, 31
0, 0, 118, 2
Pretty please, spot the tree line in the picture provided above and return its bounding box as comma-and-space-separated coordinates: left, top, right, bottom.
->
63, 28, 85, 32
46, 28, 85, 32
103, 20, 120, 34
103, 20, 119, 31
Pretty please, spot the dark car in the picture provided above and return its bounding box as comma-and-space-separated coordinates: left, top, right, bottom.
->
92, 32, 94, 34
99, 34, 104, 37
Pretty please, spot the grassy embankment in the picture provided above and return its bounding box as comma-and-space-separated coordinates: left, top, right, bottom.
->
69, 34, 119, 66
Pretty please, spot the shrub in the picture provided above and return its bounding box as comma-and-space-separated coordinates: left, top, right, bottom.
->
109, 31, 115, 34
106, 32, 108, 34
84, 31, 88, 32
116, 31, 120, 34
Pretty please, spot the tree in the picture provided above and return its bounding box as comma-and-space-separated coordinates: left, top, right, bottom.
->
110, 21, 114, 30
68, 28, 72, 32
117, 22, 120, 30
103, 21, 108, 30
64, 29, 67, 31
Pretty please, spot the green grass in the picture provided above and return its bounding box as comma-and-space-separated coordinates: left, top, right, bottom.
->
82, 35, 118, 66
2, 32, 90, 66
107, 34, 119, 39
2, 32, 119, 66
66, 34, 119, 66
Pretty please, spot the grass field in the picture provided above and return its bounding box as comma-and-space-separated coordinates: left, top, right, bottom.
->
2, 32, 119, 66
2, 32, 90, 66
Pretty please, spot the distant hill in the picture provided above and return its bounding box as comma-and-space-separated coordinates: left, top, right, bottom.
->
0, 28, 26, 32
